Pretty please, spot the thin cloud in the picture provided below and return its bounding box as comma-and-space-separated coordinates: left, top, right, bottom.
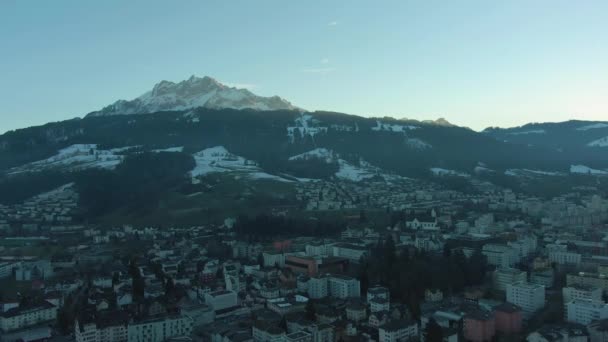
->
224, 82, 257, 90
328, 21, 338, 26
301, 67, 335, 75
321, 58, 329, 64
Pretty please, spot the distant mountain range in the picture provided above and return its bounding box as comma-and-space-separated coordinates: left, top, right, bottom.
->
1, 75, 607, 212
483, 121, 608, 150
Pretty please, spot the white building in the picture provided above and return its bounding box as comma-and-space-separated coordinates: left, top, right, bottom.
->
567, 299, 608, 325
406, 218, 439, 231
331, 244, 367, 262
563, 285, 603, 312
493, 268, 527, 291
204, 290, 238, 311
506, 282, 545, 319
305, 243, 333, 257
549, 251, 582, 266
263, 252, 286, 268
308, 277, 328, 299
327, 275, 360, 299
0, 261, 20, 279
367, 286, 390, 303
307, 274, 360, 299
370, 298, 390, 313
0, 301, 57, 332
483, 244, 520, 268
379, 319, 419, 342
75, 312, 129, 342
127, 314, 193, 342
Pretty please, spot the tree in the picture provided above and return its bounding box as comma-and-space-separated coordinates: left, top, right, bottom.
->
359, 210, 368, 223
305, 300, 316, 321
165, 277, 176, 297
424, 318, 444, 342
133, 276, 145, 299
112, 272, 120, 286
57, 308, 70, 335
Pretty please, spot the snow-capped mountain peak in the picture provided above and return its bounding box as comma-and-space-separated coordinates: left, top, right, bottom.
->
87, 75, 301, 117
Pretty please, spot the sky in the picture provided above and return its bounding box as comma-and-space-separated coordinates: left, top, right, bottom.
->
1, 0, 607, 133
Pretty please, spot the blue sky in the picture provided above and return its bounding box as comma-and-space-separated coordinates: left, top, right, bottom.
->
1, 0, 607, 133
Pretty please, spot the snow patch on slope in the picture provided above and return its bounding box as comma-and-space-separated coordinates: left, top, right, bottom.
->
152, 146, 184, 153
190, 146, 290, 182
288, 148, 403, 182
288, 148, 335, 163
287, 114, 328, 142
577, 123, 608, 131
9, 144, 132, 174
372, 120, 419, 132
33, 183, 76, 201
505, 169, 564, 177
430, 168, 470, 177
587, 136, 608, 147
406, 138, 432, 150
507, 129, 546, 135
570, 165, 608, 175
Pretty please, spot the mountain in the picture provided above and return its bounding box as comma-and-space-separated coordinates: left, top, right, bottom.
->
5, 108, 607, 181
483, 120, 608, 151
2, 81, 608, 221
87, 75, 300, 117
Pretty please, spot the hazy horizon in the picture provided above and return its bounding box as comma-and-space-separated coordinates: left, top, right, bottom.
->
1, 0, 607, 133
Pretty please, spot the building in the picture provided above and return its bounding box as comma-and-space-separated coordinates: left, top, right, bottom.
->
252, 320, 284, 342
493, 268, 527, 291
526, 324, 589, 342
370, 298, 390, 313
506, 282, 545, 319
307, 274, 360, 299
378, 319, 419, 342
568, 273, 608, 292
75, 311, 129, 342
563, 285, 603, 314
180, 302, 215, 327
127, 314, 193, 342
327, 274, 360, 299
530, 269, 555, 288
549, 251, 582, 266
204, 290, 238, 312
424, 289, 443, 302
331, 244, 368, 262
284, 331, 312, 342
345, 301, 367, 322
307, 277, 328, 299
494, 303, 523, 335
263, 252, 286, 268
367, 286, 390, 303
305, 243, 333, 257
0, 261, 20, 279
566, 299, 608, 325
0, 301, 57, 332
285, 256, 347, 277
482, 244, 519, 268
588, 318, 608, 342
463, 309, 495, 342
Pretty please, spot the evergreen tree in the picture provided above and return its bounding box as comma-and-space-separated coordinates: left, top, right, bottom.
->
112, 272, 120, 286
424, 318, 444, 342
165, 277, 176, 297
305, 300, 316, 321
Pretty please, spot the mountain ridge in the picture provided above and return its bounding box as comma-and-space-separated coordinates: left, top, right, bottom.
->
86, 75, 301, 117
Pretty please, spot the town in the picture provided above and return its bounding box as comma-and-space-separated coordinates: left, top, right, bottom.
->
1, 178, 608, 342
